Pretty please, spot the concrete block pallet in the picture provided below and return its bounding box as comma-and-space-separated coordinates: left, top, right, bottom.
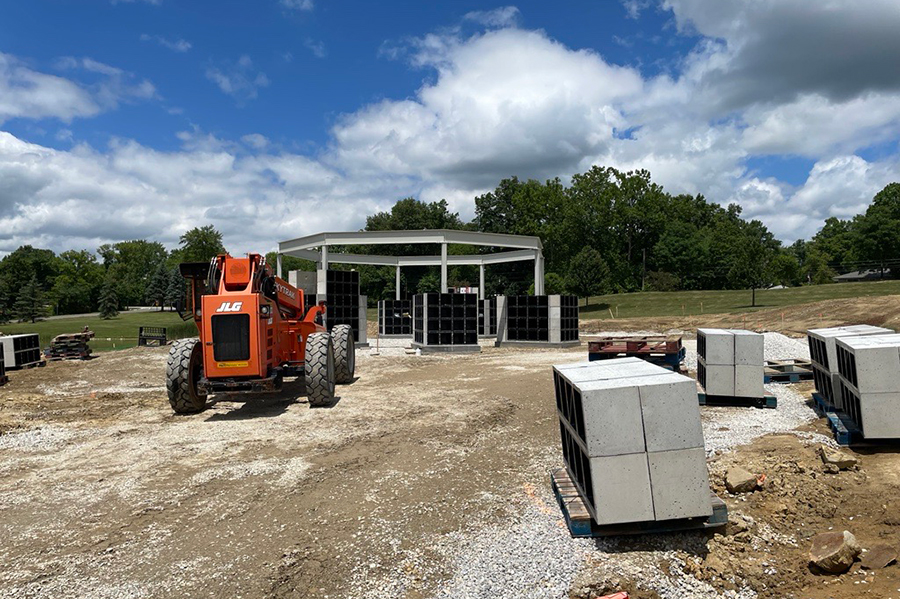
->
290, 269, 367, 346
697, 328, 766, 405
552, 357, 715, 532
764, 359, 813, 383
806, 324, 893, 410
833, 334, 900, 440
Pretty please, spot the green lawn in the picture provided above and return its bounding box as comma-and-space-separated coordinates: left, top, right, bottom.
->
579, 280, 900, 320
0, 310, 196, 352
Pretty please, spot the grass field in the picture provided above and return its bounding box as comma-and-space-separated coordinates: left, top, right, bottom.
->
579, 280, 900, 320
0, 310, 196, 352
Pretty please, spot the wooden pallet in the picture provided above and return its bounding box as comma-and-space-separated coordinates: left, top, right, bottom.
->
698, 392, 777, 409
550, 469, 727, 538
764, 359, 813, 383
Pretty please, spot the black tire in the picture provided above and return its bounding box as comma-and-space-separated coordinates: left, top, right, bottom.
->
332, 324, 355, 384
305, 333, 335, 407
166, 338, 205, 414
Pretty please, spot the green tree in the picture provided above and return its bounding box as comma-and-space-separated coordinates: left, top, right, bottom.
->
416, 271, 441, 294
727, 219, 779, 306
0, 278, 11, 324
145, 262, 169, 310
0, 246, 61, 306
14, 275, 46, 323
98, 275, 119, 319
770, 251, 801, 287
51, 250, 104, 315
565, 248, 610, 305
853, 183, 900, 276
178, 225, 227, 263
98, 240, 168, 307
165, 267, 184, 311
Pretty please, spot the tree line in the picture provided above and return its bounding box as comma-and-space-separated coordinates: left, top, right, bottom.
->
0, 226, 225, 323
2, 167, 898, 322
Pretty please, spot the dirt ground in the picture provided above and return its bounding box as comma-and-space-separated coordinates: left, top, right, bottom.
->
1, 303, 899, 598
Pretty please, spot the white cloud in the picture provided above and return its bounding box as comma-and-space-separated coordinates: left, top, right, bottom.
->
463, 7, 521, 28
281, 0, 313, 11
140, 34, 192, 53
205, 56, 269, 103
304, 39, 327, 59
241, 133, 269, 150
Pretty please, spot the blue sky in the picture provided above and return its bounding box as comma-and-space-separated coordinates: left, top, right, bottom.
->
1, 0, 899, 255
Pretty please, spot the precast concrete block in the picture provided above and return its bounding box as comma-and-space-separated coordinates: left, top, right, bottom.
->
549, 306, 561, 321
836, 335, 900, 394
648, 448, 713, 521
807, 325, 894, 374
574, 377, 648, 456
636, 373, 705, 452
697, 328, 734, 365
699, 358, 735, 396
557, 359, 667, 385
734, 364, 765, 398
729, 329, 764, 366
587, 452, 655, 525
357, 297, 368, 344
549, 295, 561, 309
857, 392, 900, 438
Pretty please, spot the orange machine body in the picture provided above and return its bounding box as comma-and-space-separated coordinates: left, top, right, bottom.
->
189, 254, 325, 389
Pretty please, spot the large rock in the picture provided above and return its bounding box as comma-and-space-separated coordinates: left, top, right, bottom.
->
725, 467, 758, 494
809, 531, 862, 573
819, 446, 858, 470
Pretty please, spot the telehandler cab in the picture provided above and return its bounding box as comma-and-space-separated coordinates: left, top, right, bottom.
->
166, 253, 354, 413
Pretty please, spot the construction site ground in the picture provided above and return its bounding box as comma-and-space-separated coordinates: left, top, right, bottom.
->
2, 295, 900, 599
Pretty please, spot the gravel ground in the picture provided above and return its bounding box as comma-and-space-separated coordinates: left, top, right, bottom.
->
416, 332, 821, 599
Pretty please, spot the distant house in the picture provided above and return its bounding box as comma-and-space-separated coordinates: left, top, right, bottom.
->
833, 269, 887, 282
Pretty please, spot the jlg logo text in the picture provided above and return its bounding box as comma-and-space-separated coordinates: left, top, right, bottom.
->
216, 302, 243, 313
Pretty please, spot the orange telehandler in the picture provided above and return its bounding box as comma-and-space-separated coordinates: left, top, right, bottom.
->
166, 253, 354, 413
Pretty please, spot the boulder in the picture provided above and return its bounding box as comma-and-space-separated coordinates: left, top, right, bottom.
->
725, 467, 758, 494
809, 531, 861, 573
819, 446, 858, 470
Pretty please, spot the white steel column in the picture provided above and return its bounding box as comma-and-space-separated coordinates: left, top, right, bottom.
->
276, 253, 283, 278
534, 250, 545, 295
479, 263, 485, 299
317, 245, 329, 296
440, 242, 448, 293
395, 265, 401, 300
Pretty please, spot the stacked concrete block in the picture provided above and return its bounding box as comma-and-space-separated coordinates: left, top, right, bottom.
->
0, 334, 42, 369
807, 325, 894, 410
378, 299, 412, 337
552, 358, 711, 526
478, 297, 497, 338
289, 269, 367, 345
834, 334, 900, 438
412, 293, 480, 352
496, 295, 579, 347
697, 328, 764, 398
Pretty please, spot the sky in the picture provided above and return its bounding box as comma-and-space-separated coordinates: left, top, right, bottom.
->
1, 0, 899, 256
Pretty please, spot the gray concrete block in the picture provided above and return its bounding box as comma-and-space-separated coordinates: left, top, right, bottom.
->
648, 448, 713, 521
358, 297, 368, 344
807, 325, 894, 374
288, 270, 317, 295
857, 392, 900, 438
549, 295, 561, 308
728, 329, 764, 366
837, 335, 900, 394
698, 328, 734, 365
636, 373, 705, 452
587, 452, 655, 525
576, 378, 647, 456
556, 359, 667, 385
700, 359, 735, 396
734, 364, 765, 398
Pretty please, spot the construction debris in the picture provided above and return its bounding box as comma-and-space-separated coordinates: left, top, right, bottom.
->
46, 328, 94, 361
724, 467, 758, 494
818, 445, 858, 470
860, 544, 898, 570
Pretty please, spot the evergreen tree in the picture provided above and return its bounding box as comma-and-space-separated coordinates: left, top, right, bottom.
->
14, 275, 45, 323
0, 278, 11, 324
145, 262, 169, 310
165, 267, 184, 311
98, 275, 119, 320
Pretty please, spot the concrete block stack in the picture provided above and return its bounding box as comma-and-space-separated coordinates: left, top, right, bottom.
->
378, 299, 412, 337
0, 334, 43, 369
807, 325, 894, 410
288, 269, 368, 346
412, 293, 480, 352
552, 357, 712, 525
834, 334, 900, 438
496, 295, 579, 347
697, 328, 764, 398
